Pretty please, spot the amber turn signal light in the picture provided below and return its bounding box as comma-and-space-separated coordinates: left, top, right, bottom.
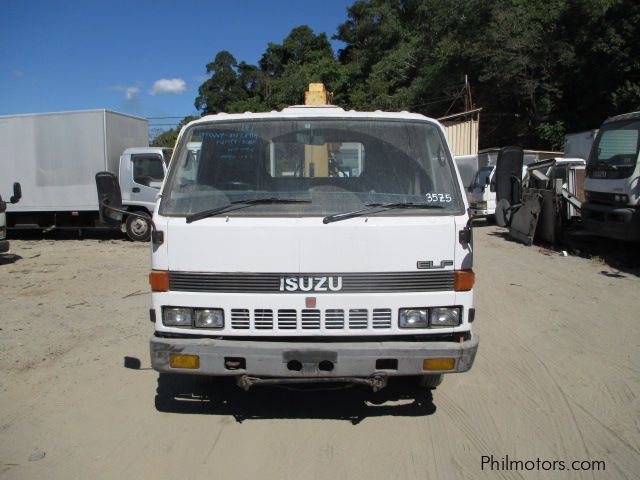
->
149, 270, 169, 292
170, 354, 200, 369
423, 358, 455, 371
454, 270, 474, 291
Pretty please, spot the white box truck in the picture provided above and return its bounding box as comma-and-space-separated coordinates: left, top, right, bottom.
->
582, 112, 640, 241
98, 100, 479, 391
0, 109, 171, 241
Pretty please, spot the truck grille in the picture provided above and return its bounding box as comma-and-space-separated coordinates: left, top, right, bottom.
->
585, 191, 616, 205
229, 308, 394, 330
169, 271, 454, 293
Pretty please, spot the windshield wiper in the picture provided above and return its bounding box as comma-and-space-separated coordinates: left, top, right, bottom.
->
594, 161, 618, 171
186, 198, 311, 223
323, 202, 444, 224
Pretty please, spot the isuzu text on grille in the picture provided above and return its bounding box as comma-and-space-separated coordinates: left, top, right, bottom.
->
279, 276, 343, 292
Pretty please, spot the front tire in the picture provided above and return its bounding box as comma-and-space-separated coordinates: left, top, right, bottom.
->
418, 374, 443, 389
125, 212, 151, 242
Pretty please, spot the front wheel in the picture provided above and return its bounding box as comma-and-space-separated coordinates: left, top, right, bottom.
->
125, 212, 151, 242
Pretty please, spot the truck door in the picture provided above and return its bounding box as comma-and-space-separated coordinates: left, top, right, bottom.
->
494, 146, 524, 226
128, 153, 166, 210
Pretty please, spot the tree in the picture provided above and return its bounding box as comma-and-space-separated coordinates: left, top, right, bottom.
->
191, 2, 640, 149
151, 115, 199, 148
195, 51, 256, 114
194, 26, 346, 114
335, 0, 640, 148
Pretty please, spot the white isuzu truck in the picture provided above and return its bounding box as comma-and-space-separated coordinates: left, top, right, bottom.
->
98, 100, 479, 390
582, 111, 640, 241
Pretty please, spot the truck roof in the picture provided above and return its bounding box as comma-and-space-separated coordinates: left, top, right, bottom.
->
187, 105, 443, 128
0, 108, 147, 122
604, 111, 640, 124
122, 147, 170, 154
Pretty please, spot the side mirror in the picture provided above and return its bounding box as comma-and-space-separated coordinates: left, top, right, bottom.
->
95, 172, 124, 225
484, 177, 491, 186
489, 180, 496, 193
10, 182, 22, 204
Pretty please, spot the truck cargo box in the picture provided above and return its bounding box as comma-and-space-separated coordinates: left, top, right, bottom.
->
0, 109, 148, 212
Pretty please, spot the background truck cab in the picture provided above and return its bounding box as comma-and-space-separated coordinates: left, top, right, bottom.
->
582, 111, 640, 241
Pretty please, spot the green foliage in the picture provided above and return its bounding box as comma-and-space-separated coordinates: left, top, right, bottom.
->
151, 129, 179, 149
537, 121, 566, 151
151, 115, 199, 148
194, 26, 344, 114
192, 1, 640, 149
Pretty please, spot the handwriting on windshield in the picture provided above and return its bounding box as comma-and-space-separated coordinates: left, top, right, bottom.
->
201, 131, 258, 161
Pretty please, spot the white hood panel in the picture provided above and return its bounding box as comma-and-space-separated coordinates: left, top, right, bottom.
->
166, 216, 457, 273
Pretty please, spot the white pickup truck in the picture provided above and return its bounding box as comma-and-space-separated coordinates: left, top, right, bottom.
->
98, 102, 479, 390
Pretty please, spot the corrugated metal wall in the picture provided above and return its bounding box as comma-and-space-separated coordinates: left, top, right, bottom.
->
443, 116, 479, 156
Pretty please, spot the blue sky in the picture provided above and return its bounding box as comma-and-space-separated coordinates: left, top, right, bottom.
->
0, 0, 353, 135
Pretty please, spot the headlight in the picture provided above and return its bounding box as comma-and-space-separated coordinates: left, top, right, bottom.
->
614, 194, 629, 204
194, 308, 224, 329
430, 307, 461, 328
399, 308, 428, 328
163, 307, 193, 327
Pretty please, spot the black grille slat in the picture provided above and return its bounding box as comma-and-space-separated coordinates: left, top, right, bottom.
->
349, 309, 369, 329
231, 309, 250, 329
169, 271, 454, 293
254, 309, 273, 329
277, 309, 297, 329
372, 309, 392, 329
301, 309, 321, 329
586, 191, 616, 205
325, 309, 345, 329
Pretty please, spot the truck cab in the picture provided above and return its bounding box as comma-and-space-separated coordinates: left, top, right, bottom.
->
119, 147, 172, 241
118, 104, 478, 390
468, 165, 496, 218
582, 112, 640, 241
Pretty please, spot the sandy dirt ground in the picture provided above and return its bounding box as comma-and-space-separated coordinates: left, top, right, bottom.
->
0, 225, 639, 480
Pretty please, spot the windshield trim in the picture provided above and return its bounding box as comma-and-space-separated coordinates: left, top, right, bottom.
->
159, 117, 464, 218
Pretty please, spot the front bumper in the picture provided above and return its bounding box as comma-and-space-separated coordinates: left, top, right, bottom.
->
0, 240, 9, 253
150, 334, 479, 378
470, 208, 490, 217
582, 202, 640, 241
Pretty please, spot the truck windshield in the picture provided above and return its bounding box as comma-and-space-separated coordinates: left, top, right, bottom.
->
160, 118, 463, 217
470, 166, 494, 189
589, 119, 640, 169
